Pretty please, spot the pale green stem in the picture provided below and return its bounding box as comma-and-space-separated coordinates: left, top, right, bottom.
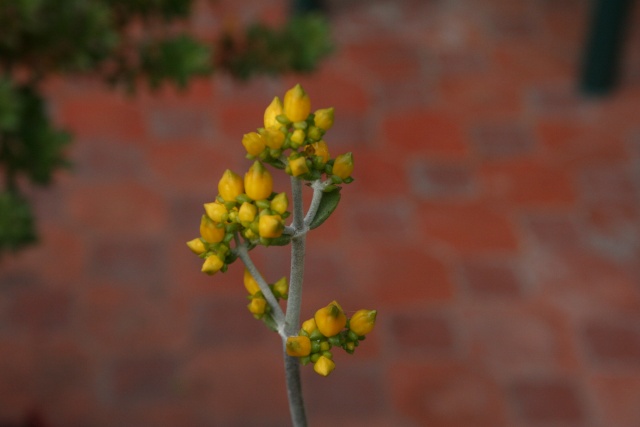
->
235, 242, 286, 338
283, 176, 308, 427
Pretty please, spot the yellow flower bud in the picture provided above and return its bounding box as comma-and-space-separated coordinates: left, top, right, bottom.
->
284, 84, 311, 123
288, 156, 309, 177
242, 132, 266, 156
204, 202, 227, 223
258, 214, 284, 238
313, 107, 334, 131
286, 336, 311, 357
218, 169, 244, 202
314, 301, 347, 337
186, 238, 206, 255
243, 269, 262, 295
272, 276, 288, 298
244, 161, 273, 201
263, 128, 285, 149
313, 355, 336, 377
270, 192, 289, 214
349, 309, 377, 336
291, 129, 306, 146
248, 296, 267, 315
311, 140, 330, 163
264, 96, 283, 129
238, 202, 258, 223
333, 152, 354, 179
301, 318, 317, 335
200, 215, 225, 243
201, 254, 224, 275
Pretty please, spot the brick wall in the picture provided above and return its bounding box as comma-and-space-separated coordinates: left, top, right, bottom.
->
2, 0, 640, 426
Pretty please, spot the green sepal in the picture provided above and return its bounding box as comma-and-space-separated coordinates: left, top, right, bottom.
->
276, 114, 291, 125
300, 356, 311, 366
293, 120, 307, 130
236, 194, 252, 204
220, 263, 228, 273
256, 199, 271, 210
309, 188, 341, 230
268, 234, 292, 246
347, 330, 359, 342
311, 341, 321, 353
330, 175, 343, 184
343, 176, 355, 184
262, 314, 278, 332
309, 329, 324, 341
328, 335, 342, 346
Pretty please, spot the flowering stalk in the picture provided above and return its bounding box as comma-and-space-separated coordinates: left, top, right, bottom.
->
186, 83, 373, 427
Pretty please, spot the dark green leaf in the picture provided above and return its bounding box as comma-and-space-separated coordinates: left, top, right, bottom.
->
309, 188, 341, 230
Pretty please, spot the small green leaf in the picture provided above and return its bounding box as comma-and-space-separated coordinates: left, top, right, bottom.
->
268, 234, 292, 246
309, 188, 341, 230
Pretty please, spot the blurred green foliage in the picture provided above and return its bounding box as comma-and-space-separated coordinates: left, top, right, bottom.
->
0, 0, 333, 254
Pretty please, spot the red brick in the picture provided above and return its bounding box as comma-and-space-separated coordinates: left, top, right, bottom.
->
110, 354, 178, 401
509, 379, 586, 425
350, 149, 408, 195
58, 89, 145, 141
146, 106, 213, 141
345, 38, 423, 81
346, 197, 415, 242
460, 259, 522, 297
408, 159, 476, 199
390, 311, 457, 356
390, 361, 507, 427
465, 304, 578, 378
89, 237, 166, 284
582, 319, 640, 367
217, 102, 267, 140
66, 182, 168, 235
419, 201, 519, 254
591, 375, 640, 427
470, 122, 536, 159
480, 158, 576, 207
383, 109, 468, 157
9, 289, 72, 334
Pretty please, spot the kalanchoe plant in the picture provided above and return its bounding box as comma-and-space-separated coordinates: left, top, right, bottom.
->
187, 84, 376, 426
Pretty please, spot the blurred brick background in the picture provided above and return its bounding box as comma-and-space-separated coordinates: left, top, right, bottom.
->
3, 0, 640, 426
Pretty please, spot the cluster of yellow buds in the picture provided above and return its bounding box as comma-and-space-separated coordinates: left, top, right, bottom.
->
244, 84, 354, 186
186, 161, 291, 275
286, 301, 377, 376
244, 269, 288, 330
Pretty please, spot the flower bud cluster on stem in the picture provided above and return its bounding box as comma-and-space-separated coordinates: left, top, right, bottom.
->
185, 83, 375, 427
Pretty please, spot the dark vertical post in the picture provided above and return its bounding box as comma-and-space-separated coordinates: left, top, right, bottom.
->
580, 0, 634, 95
291, 0, 324, 15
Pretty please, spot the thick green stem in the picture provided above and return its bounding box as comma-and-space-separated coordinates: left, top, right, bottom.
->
283, 176, 308, 427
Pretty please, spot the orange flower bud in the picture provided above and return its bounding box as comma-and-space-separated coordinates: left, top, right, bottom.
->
242, 132, 266, 156
258, 214, 284, 238
244, 161, 273, 201
314, 301, 347, 337
243, 269, 262, 295
283, 84, 311, 122
311, 140, 330, 163
349, 309, 377, 336
333, 152, 354, 179
286, 336, 311, 357
186, 238, 206, 255
313, 355, 336, 376
270, 192, 289, 214
313, 107, 334, 131
288, 156, 309, 177
218, 169, 244, 202
200, 215, 225, 243
264, 96, 284, 129
238, 202, 258, 223
201, 254, 224, 275
248, 296, 267, 315
204, 202, 227, 223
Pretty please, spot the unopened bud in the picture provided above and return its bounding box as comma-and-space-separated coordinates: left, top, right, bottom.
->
332, 152, 354, 179
263, 128, 285, 149
349, 309, 377, 336
270, 192, 289, 214
242, 132, 266, 156
272, 276, 288, 299
314, 300, 347, 337
313, 355, 336, 377
244, 160, 273, 201
204, 202, 228, 223
313, 107, 334, 131
201, 254, 224, 275
311, 140, 330, 164
186, 238, 206, 255
258, 214, 284, 238
200, 215, 225, 243
243, 269, 262, 295
288, 156, 310, 177
218, 169, 244, 202
238, 202, 258, 223
283, 84, 311, 123
248, 296, 267, 315
286, 336, 311, 357
264, 96, 284, 129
